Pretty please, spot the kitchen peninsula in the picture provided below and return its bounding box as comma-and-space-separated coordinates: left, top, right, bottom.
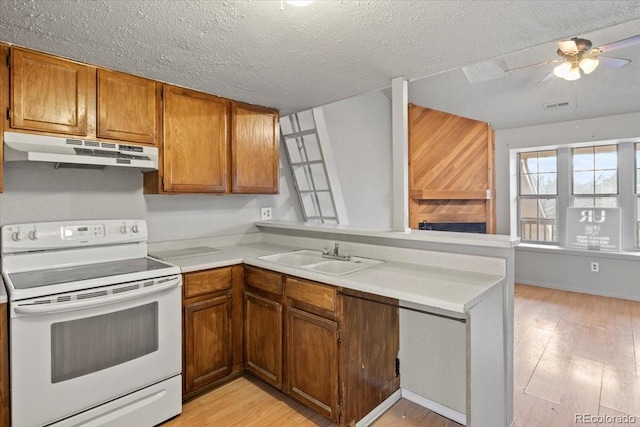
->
149, 220, 519, 427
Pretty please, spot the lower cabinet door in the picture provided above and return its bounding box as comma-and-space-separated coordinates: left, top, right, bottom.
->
184, 294, 232, 394
286, 307, 339, 422
244, 292, 283, 389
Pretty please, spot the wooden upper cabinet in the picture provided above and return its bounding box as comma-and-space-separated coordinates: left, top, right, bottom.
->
163, 85, 228, 193
10, 47, 89, 136
231, 102, 279, 194
0, 44, 8, 195
97, 69, 156, 145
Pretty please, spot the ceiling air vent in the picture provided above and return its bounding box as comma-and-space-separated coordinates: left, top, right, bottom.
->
543, 101, 571, 111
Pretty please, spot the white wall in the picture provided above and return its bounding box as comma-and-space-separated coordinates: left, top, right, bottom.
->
495, 111, 640, 300
0, 150, 302, 242
321, 90, 393, 229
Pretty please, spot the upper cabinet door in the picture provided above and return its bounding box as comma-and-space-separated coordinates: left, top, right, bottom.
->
97, 69, 156, 145
163, 85, 228, 193
10, 48, 89, 136
231, 102, 279, 194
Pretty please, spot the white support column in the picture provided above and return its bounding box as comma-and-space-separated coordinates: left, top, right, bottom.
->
391, 77, 409, 232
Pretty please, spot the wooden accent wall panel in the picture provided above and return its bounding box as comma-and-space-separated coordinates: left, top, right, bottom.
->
408, 104, 496, 232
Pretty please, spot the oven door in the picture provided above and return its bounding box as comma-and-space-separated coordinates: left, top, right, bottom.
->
10, 275, 182, 427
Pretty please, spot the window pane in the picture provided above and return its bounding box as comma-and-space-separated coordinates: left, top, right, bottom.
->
594, 170, 617, 194
538, 198, 556, 219
520, 221, 535, 241
637, 144, 640, 194
595, 145, 617, 170
520, 152, 538, 174
538, 151, 557, 173
573, 147, 594, 171
520, 199, 538, 219
538, 173, 557, 195
573, 171, 594, 194
594, 197, 618, 208
573, 197, 595, 207
637, 197, 640, 247
537, 221, 557, 242
520, 174, 537, 195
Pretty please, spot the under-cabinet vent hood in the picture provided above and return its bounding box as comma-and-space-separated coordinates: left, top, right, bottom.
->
3, 132, 158, 171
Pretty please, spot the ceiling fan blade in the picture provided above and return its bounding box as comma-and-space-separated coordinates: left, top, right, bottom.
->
595, 34, 640, 53
598, 56, 632, 68
506, 59, 560, 73
557, 40, 579, 55
538, 71, 556, 84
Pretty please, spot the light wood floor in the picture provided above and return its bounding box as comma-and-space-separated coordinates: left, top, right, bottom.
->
161, 376, 460, 427
163, 284, 640, 426
514, 284, 640, 426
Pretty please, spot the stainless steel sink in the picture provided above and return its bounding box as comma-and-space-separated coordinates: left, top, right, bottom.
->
258, 249, 385, 276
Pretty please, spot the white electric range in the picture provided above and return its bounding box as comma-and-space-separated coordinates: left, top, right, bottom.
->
1, 219, 182, 427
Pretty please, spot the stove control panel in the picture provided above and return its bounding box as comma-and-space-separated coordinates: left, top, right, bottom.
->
62, 224, 105, 240
1, 220, 148, 254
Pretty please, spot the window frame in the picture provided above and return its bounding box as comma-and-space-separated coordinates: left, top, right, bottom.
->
517, 150, 559, 244
570, 144, 619, 208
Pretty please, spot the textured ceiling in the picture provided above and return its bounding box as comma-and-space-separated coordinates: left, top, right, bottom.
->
1, 1, 640, 129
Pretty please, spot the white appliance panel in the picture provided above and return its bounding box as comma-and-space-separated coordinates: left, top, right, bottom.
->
10, 280, 181, 427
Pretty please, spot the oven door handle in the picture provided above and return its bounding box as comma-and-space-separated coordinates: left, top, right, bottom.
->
13, 276, 181, 316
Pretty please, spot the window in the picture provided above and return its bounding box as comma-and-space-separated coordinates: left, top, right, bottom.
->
636, 144, 640, 246
572, 145, 618, 207
519, 150, 558, 242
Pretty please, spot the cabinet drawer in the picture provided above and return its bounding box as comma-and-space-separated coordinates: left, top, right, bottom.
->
245, 266, 283, 296
286, 277, 336, 313
184, 267, 232, 299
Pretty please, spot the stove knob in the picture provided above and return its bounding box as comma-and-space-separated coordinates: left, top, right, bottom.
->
28, 229, 40, 241
131, 224, 139, 233
120, 225, 129, 234
11, 230, 25, 242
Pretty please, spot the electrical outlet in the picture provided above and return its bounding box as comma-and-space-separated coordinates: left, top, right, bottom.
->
590, 262, 599, 273
260, 207, 272, 221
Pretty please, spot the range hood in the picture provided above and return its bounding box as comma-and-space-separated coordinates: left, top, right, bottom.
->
3, 132, 158, 171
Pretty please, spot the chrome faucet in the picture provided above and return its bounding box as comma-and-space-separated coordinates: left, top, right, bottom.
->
322, 242, 351, 261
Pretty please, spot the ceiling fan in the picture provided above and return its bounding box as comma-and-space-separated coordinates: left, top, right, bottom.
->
507, 34, 640, 82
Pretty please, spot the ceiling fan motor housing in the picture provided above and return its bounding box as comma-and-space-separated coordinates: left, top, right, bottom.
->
557, 37, 593, 58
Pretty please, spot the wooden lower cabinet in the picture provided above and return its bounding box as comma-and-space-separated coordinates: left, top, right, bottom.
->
242, 270, 399, 426
182, 266, 244, 400
286, 306, 339, 421
244, 292, 283, 389
184, 294, 233, 394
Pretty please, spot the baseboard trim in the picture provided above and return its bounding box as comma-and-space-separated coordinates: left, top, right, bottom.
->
401, 388, 466, 426
356, 389, 402, 427
515, 280, 640, 302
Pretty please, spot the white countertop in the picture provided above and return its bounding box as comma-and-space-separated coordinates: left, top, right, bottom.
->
151, 241, 504, 314
255, 220, 521, 249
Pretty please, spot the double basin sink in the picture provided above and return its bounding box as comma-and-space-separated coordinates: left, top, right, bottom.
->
258, 249, 385, 276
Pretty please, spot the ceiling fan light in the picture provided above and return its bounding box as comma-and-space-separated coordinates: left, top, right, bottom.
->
579, 57, 599, 74
553, 62, 572, 78
564, 66, 581, 81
